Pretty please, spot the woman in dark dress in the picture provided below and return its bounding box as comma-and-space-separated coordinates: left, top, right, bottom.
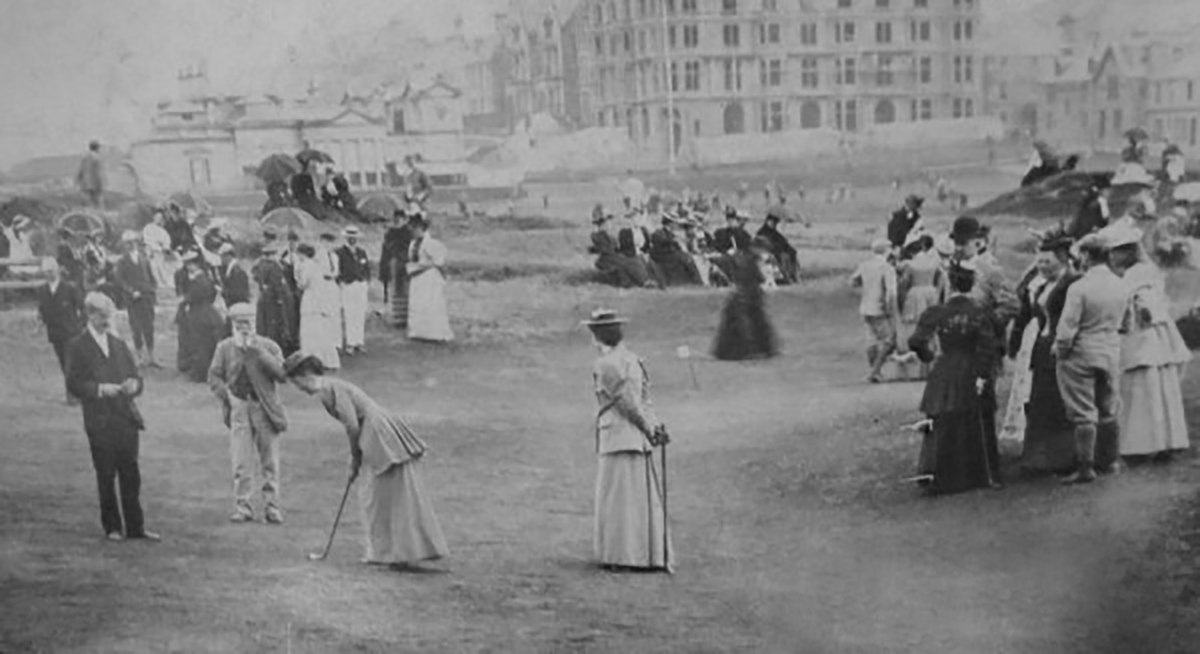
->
175, 253, 224, 382
252, 243, 299, 356
712, 238, 779, 361
1012, 239, 1081, 475
909, 261, 1002, 495
589, 212, 652, 289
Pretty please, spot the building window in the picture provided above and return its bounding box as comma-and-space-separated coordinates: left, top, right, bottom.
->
759, 23, 781, 44
1190, 81, 1195, 101
965, 99, 974, 117
835, 99, 858, 131
1114, 108, 1123, 134
724, 58, 743, 91
911, 20, 931, 42
598, 111, 606, 126
801, 58, 819, 88
914, 0, 927, 6
609, 1, 617, 21
1108, 76, 1120, 101
761, 58, 783, 87
875, 99, 895, 124
954, 56, 972, 83
189, 158, 211, 188
763, 0, 778, 10
953, 98, 962, 118
876, 22, 892, 43
965, 20, 973, 39
684, 60, 700, 90
623, 0, 632, 18
683, 24, 699, 47
1155, 82, 1162, 104
998, 81, 1008, 100
877, 55, 894, 86
595, 36, 604, 55
838, 0, 852, 7
669, 26, 677, 48
639, 30, 646, 53
953, 21, 961, 41
670, 61, 679, 91
724, 102, 745, 133
800, 101, 821, 128
761, 101, 784, 132
724, 24, 740, 46
682, 0, 697, 12
595, 5, 604, 25
392, 109, 407, 133
836, 58, 856, 85
876, 0, 889, 6
912, 98, 932, 120
624, 31, 632, 52
800, 23, 818, 45
723, 0, 737, 14
835, 21, 855, 43
666, 0, 676, 13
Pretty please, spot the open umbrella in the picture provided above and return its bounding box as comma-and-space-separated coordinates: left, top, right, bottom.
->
256, 153, 303, 183
357, 193, 403, 221
296, 148, 334, 165
168, 190, 213, 217
59, 211, 108, 238
260, 207, 318, 235
1124, 127, 1149, 142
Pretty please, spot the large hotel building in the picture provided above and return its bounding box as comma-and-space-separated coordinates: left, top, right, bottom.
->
572, 0, 984, 156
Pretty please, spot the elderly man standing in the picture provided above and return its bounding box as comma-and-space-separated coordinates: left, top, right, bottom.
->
66, 292, 159, 541
208, 303, 289, 524
1054, 233, 1129, 484
850, 239, 900, 383
336, 225, 371, 355
115, 231, 160, 368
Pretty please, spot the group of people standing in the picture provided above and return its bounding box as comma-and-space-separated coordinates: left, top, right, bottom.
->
854, 189, 1192, 496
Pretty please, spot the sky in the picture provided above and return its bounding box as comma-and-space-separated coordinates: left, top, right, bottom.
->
0, 0, 499, 169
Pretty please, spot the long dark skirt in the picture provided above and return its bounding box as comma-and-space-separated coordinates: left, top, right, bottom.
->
257, 295, 298, 357
391, 268, 409, 328
652, 252, 702, 287
1020, 347, 1076, 474
595, 253, 651, 288
182, 305, 224, 383
712, 287, 778, 361
920, 403, 1002, 495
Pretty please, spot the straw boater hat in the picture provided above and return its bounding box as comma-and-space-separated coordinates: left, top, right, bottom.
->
581, 308, 628, 327
227, 303, 255, 320
342, 225, 361, 238
1099, 225, 1141, 250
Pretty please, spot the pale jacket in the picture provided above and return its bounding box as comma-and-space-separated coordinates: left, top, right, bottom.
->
207, 335, 288, 433
850, 255, 897, 318
593, 344, 658, 455
1054, 265, 1127, 372
1119, 262, 1192, 370
316, 377, 427, 477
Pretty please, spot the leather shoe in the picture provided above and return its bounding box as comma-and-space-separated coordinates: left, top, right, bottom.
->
129, 530, 161, 541
264, 506, 284, 524
106, 532, 124, 542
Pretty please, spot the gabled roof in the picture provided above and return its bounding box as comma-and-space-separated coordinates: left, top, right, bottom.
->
393, 77, 463, 102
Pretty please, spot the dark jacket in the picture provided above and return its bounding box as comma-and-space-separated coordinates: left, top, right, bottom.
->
909, 295, 999, 417
1065, 195, 1107, 240
755, 223, 796, 258
218, 261, 251, 306
712, 226, 751, 254
380, 225, 415, 285
38, 281, 85, 345
65, 330, 145, 437
115, 253, 157, 304
336, 245, 371, 285
887, 208, 920, 248
617, 226, 652, 258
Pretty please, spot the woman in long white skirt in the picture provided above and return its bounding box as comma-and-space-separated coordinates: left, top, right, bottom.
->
1001, 260, 1049, 443
294, 243, 341, 370
285, 352, 448, 568
406, 217, 454, 342
584, 309, 673, 572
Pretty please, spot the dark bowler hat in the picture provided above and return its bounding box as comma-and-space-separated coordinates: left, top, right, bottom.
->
1039, 233, 1074, 253
950, 216, 983, 243
905, 194, 925, 207
581, 308, 628, 327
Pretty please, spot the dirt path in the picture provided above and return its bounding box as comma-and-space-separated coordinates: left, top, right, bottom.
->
2, 286, 1198, 653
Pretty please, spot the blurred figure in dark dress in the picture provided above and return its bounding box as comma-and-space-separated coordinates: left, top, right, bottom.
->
649, 214, 702, 287
712, 239, 779, 361
589, 211, 652, 288
251, 242, 299, 356
909, 260, 1003, 495
380, 210, 416, 328
176, 253, 225, 382
755, 211, 799, 284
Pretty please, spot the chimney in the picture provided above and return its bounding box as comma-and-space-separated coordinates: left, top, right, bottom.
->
178, 61, 211, 102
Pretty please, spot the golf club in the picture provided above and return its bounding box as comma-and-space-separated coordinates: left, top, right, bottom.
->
307, 474, 355, 561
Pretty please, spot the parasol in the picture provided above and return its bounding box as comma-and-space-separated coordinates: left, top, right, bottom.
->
1174, 182, 1200, 203
296, 148, 334, 165
357, 193, 403, 221
168, 191, 213, 217
1124, 127, 1149, 142
58, 211, 108, 237
256, 153, 303, 183
260, 207, 318, 235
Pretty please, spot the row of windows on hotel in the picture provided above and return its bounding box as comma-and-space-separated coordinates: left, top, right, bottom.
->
592, 0, 976, 25
590, 55, 975, 100
593, 96, 976, 135
591, 16, 973, 56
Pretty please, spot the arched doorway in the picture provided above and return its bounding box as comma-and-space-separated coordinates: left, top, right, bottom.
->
874, 99, 896, 125
723, 102, 745, 134
800, 101, 821, 129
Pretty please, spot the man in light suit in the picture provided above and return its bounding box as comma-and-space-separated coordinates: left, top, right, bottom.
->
65, 292, 160, 541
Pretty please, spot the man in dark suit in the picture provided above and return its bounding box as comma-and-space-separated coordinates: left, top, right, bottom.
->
756, 212, 799, 284
217, 243, 251, 307
712, 208, 752, 254
887, 195, 924, 252
38, 257, 86, 403
336, 226, 371, 355
114, 231, 160, 368
66, 292, 160, 542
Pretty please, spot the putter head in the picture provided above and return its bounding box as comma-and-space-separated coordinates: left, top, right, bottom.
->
307, 551, 327, 561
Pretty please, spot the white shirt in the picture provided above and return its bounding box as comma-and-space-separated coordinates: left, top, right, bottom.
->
48, 279, 60, 295
143, 223, 171, 253
88, 323, 110, 358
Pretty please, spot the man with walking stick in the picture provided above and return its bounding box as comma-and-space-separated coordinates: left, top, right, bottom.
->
584, 309, 673, 572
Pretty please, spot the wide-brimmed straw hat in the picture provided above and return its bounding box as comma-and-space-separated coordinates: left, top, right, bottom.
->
581, 308, 628, 327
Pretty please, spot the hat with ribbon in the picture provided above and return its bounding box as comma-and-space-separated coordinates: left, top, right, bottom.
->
581, 308, 628, 327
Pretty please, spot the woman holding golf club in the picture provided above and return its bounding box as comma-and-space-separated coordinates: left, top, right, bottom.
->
283, 352, 448, 568
585, 309, 673, 572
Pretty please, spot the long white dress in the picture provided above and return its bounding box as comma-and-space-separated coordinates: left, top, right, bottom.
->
406, 237, 453, 342
295, 253, 341, 369
1001, 273, 1049, 443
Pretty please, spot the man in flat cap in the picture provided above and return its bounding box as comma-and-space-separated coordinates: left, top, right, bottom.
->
115, 230, 160, 368
66, 292, 159, 541
209, 302, 289, 523
336, 225, 371, 355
